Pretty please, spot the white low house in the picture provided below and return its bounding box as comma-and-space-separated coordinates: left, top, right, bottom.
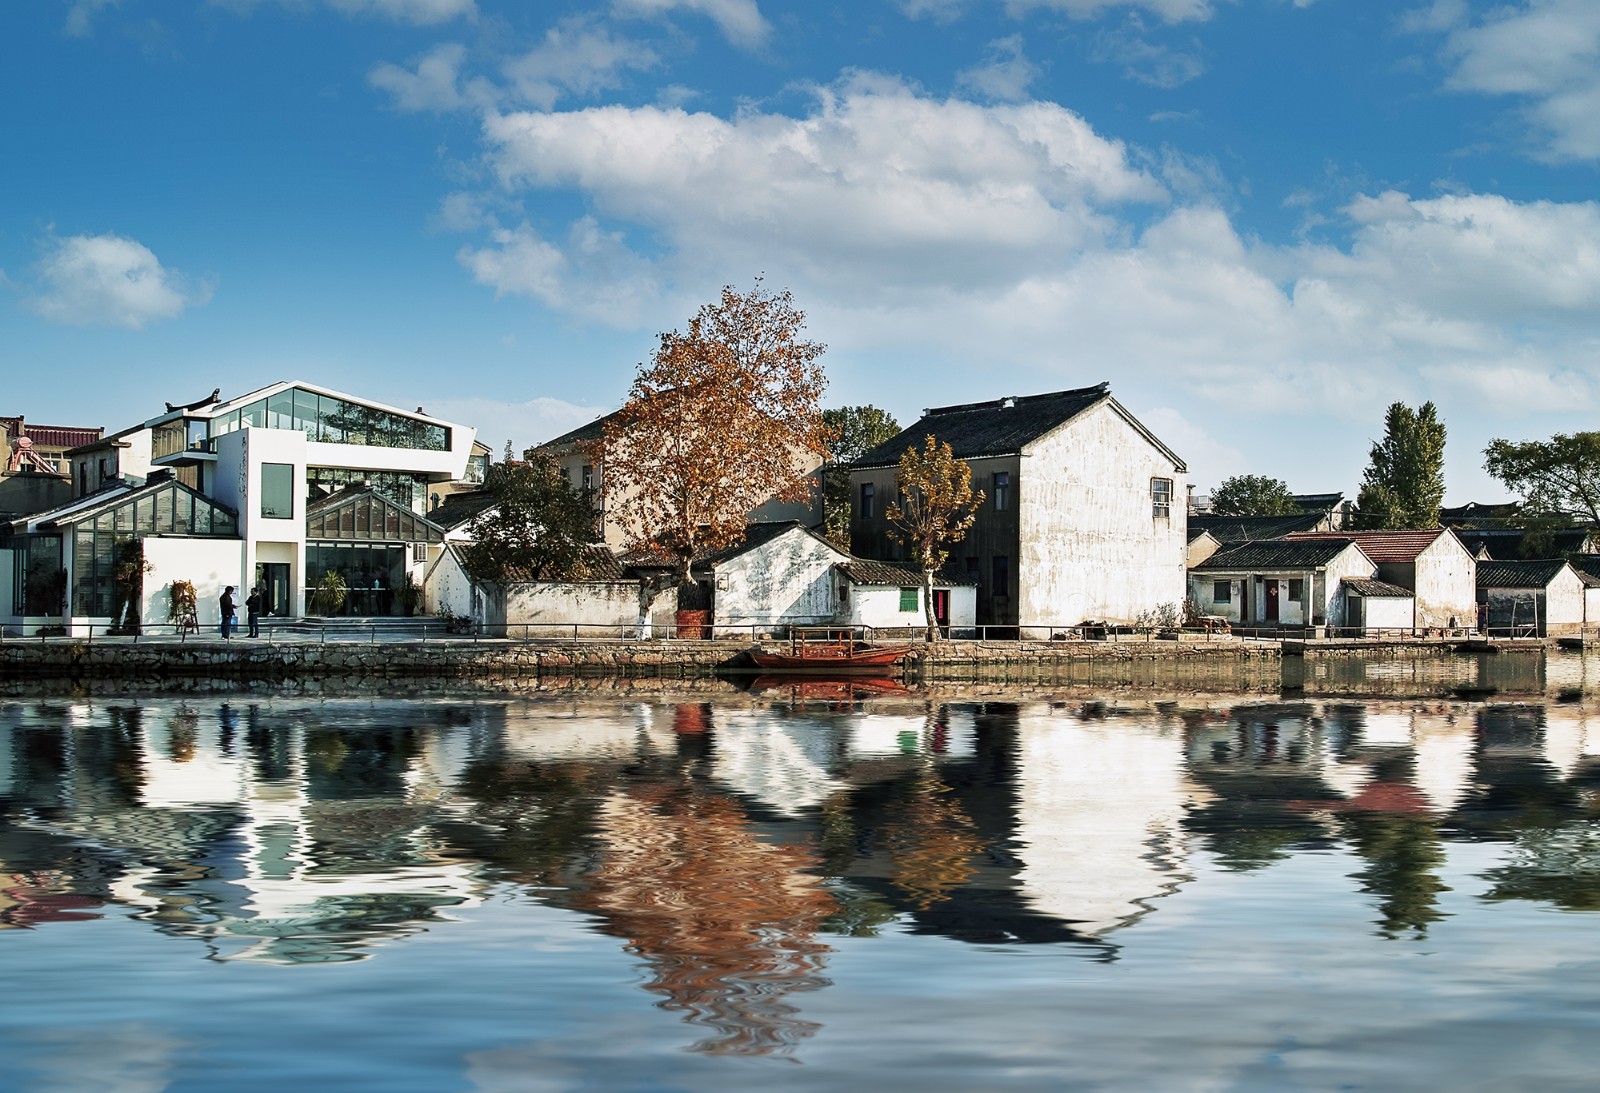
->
1286, 529, 1476, 629
1476, 559, 1589, 636
1342, 578, 1417, 634
836, 558, 977, 635
1190, 539, 1377, 628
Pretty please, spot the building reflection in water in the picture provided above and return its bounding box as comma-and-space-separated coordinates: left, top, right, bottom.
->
12, 691, 1600, 1048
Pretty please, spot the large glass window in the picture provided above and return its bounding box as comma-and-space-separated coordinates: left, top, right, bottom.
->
305, 543, 407, 616
307, 468, 428, 513
204, 387, 448, 452
2, 535, 65, 616
261, 463, 294, 519
68, 483, 238, 616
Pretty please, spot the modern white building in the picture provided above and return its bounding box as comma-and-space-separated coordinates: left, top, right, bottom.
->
1, 382, 475, 634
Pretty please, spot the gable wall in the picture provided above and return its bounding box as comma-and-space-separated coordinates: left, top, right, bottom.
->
1017, 402, 1186, 625
1414, 535, 1478, 628
712, 528, 842, 634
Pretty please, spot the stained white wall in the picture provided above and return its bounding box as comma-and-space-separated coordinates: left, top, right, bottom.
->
425, 545, 474, 619
496, 580, 669, 638
711, 527, 841, 635
842, 584, 977, 630
1359, 595, 1416, 631
1413, 534, 1478, 628
1017, 401, 1187, 626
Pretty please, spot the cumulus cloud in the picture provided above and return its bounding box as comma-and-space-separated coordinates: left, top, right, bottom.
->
26, 233, 210, 328
502, 20, 660, 110
611, 0, 769, 49
369, 43, 473, 113
957, 36, 1042, 101
458, 218, 664, 324
1431, 0, 1600, 161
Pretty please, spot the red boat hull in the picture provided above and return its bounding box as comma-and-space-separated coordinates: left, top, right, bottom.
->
747, 646, 912, 674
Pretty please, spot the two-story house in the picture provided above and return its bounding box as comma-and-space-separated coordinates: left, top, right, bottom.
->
849, 383, 1188, 629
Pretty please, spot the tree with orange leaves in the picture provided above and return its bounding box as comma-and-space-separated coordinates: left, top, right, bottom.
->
887, 436, 983, 641
590, 280, 831, 588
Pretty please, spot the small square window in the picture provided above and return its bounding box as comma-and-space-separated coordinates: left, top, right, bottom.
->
1213, 580, 1231, 604
1288, 578, 1305, 603
899, 587, 919, 612
412, 543, 428, 564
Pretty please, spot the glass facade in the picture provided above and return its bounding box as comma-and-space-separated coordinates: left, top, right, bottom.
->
305, 491, 443, 544
307, 468, 428, 513
2, 534, 65, 615
209, 387, 449, 452
70, 483, 239, 617
305, 543, 406, 616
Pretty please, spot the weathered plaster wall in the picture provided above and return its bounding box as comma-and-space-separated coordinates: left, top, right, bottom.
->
712, 528, 839, 634
1412, 537, 1478, 628
842, 584, 978, 631
1018, 403, 1186, 626
426, 545, 473, 618
1323, 548, 1378, 627
1359, 595, 1415, 631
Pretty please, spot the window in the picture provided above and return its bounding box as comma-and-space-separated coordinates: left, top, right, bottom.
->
261, 463, 294, 519
581, 464, 594, 492
208, 387, 449, 452
1151, 477, 1173, 519
860, 482, 875, 519
464, 454, 488, 484
1288, 578, 1304, 603
1213, 580, 1231, 604
965, 556, 979, 576
993, 471, 1010, 511
899, 587, 919, 612
992, 555, 1010, 597
412, 542, 428, 564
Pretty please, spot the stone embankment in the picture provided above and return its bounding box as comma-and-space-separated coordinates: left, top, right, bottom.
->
0, 635, 1280, 682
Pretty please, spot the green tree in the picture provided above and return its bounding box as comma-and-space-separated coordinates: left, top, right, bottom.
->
1483, 432, 1600, 526
1352, 401, 1446, 530
886, 437, 983, 642
1210, 474, 1299, 516
460, 451, 598, 583
821, 405, 900, 545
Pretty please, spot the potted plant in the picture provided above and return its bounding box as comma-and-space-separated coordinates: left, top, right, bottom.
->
168, 580, 199, 634
309, 570, 348, 616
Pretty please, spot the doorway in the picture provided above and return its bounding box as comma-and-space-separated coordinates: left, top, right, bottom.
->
1264, 579, 1280, 623
255, 563, 292, 617
933, 588, 950, 628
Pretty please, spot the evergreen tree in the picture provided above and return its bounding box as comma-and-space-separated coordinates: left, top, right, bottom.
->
1353, 402, 1446, 530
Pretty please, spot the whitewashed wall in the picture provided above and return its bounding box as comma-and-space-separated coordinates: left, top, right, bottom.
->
141, 537, 247, 629
1359, 595, 1416, 631
843, 584, 977, 631
711, 527, 841, 636
425, 545, 474, 620
493, 580, 674, 638
1586, 586, 1600, 626
1546, 568, 1586, 635
1018, 401, 1186, 626
1321, 547, 1377, 627
1413, 535, 1478, 628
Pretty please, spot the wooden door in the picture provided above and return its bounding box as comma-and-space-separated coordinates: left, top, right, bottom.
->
1265, 580, 1280, 623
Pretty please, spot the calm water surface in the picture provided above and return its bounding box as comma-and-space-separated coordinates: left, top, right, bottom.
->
4, 686, 1600, 1091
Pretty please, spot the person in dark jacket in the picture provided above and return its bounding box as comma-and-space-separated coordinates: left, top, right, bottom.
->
220, 586, 236, 640
245, 586, 262, 638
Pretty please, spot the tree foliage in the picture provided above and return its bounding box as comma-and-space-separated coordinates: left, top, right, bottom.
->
821, 405, 900, 545
1484, 432, 1600, 526
887, 436, 983, 641
589, 280, 831, 584
460, 451, 597, 583
1210, 474, 1299, 517
1352, 401, 1446, 530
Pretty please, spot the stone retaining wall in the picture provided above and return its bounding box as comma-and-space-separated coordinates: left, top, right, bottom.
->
0, 636, 1278, 681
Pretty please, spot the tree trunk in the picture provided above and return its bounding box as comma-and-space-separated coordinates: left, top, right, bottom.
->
923, 567, 939, 643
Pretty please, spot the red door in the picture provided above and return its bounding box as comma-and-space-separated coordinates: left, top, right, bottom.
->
933, 589, 950, 627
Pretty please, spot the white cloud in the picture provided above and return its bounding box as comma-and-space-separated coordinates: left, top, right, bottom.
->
1006, 0, 1215, 23
1433, 0, 1600, 161
26, 233, 210, 329
1091, 19, 1206, 87
210, 0, 475, 25
957, 36, 1042, 102
612, 0, 769, 49
899, 0, 970, 21
457, 218, 664, 325
502, 20, 660, 110
369, 43, 472, 113
64, 0, 119, 37
426, 395, 615, 456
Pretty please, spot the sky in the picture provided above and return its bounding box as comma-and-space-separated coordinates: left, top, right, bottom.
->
5, 0, 1600, 502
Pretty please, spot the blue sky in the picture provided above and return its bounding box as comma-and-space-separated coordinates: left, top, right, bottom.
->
5, 0, 1600, 501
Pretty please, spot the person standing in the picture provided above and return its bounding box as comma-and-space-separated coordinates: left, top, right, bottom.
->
246, 586, 262, 638
220, 586, 236, 640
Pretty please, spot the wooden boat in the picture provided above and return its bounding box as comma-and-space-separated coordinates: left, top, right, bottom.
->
747, 628, 913, 675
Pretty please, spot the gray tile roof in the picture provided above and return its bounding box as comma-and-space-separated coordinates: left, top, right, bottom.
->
1190, 511, 1330, 542
1476, 559, 1574, 589
852, 384, 1161, 469
427, 489, 499, 531
1194, 539, 1360, 571
1342, 578, 1414, 597
839, 558, 979, 587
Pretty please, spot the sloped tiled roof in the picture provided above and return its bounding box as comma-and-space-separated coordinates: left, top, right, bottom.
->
1476, 559, 1575, 589
1568, 555, 1600, 582
1293, 492, 1345, 510
1452, 527, 1597, 560
701, 520, 841, 567
427, 489, 499, 531
1286, 528, 1464, 563
1194, 539, 1362, 571
1, 417, 103, 449
1190, 512, 1329, 542
539, 409, 616, 449
839, 558, 980, 587
1343, 578, 1414, 597
851, 384, 1182, 471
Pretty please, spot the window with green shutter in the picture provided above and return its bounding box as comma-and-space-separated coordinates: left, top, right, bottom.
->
899, 587, 919, 611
